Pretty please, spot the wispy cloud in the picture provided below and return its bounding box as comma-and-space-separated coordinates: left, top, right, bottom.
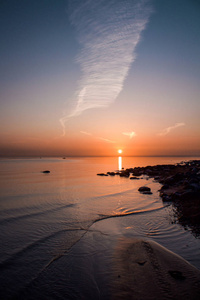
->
122, 131, 136, 139
80, 131, 115, 143
80, 131, 92, 136
158, 123, 185, 136
97, 137, 116, 143
60, 0, 152, 134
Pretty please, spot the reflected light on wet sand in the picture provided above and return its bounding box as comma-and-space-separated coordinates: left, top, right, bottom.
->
118, 156, 122, 171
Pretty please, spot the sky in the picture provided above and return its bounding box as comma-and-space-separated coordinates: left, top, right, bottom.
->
0, 0, 200, 157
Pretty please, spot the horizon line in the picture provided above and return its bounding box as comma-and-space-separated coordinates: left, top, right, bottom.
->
0, 155, 200, 159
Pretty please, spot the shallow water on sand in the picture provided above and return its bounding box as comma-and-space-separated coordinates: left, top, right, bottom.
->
0, 156, 200, 299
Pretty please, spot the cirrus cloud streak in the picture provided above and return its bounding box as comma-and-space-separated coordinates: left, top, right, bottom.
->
60, 0, 152, 134
158, 123, 186, 136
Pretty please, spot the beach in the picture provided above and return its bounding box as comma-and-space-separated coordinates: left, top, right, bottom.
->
112, 237, 200, 299
0, 157, 200, 299
8, 216, 200, 300
1, 0, 200, 298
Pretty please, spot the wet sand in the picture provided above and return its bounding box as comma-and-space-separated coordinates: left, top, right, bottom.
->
112, 238, 200, 299
15, 216, 200, 300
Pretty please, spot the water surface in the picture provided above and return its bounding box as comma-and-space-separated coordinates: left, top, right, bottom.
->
0, 156, 199, 299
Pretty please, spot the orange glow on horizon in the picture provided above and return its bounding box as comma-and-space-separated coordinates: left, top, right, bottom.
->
0, 128, 199, 157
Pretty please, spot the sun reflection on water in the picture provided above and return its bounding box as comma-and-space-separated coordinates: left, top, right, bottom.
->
118, 156, 122, 171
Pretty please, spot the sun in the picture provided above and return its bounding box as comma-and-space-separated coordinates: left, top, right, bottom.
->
118, 149, 122, 154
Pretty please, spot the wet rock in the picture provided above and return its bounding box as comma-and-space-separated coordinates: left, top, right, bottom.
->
97, 173, 108, 176
145, 168, 152, 175
98, 159, 200, 236
164, 176, 177, 185
159, 190, 173, 201
160, 184, 169, 190
131, 167, 143, 176
138, 186, 151, 192
127, 168, 134, 173
192, 167, 197, 173
189, 183, 200, 191
179, 189, 195, 200
172, 192, 182, 199
162, 194, 172, 202
142, 191, 153, 195
119, 171, 130, 177
107, 172, 116, 176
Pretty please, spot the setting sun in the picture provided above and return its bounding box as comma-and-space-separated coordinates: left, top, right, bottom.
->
118, 149, 122, 154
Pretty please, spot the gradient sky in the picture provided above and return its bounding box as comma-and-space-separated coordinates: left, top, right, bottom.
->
0, 0, 200, 157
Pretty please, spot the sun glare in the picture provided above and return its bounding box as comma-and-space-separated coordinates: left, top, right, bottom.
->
118, 149, 122, 154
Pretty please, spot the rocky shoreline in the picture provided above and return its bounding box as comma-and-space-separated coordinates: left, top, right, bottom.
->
98, 160, 200, 237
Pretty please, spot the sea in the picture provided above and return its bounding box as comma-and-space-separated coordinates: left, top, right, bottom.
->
0, 156, 200, 299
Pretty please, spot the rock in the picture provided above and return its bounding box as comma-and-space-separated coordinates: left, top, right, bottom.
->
42, 170, 50, 173
160, 184, 169, 190
164, 176, 176, 185
172, 192, 182, 199
142, 191, 153, 195
189, 183, 200, 191
97, 173, 108, 176
107, 172, 116, 176
138, 186, 151, 192
119, 171, 130, 177
127, 168, 134, 172
161, 193, 172, 202
98, 160, 200, 236
179, 189, 195, 200
145, 168, 152, 175
132, 170, 143, 176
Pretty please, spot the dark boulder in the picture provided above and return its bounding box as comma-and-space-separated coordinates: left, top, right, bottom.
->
42, 170, 50, 173
138, 186, 151, 192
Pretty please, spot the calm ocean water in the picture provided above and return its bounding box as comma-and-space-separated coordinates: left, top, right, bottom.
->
0, 156, 200, 299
